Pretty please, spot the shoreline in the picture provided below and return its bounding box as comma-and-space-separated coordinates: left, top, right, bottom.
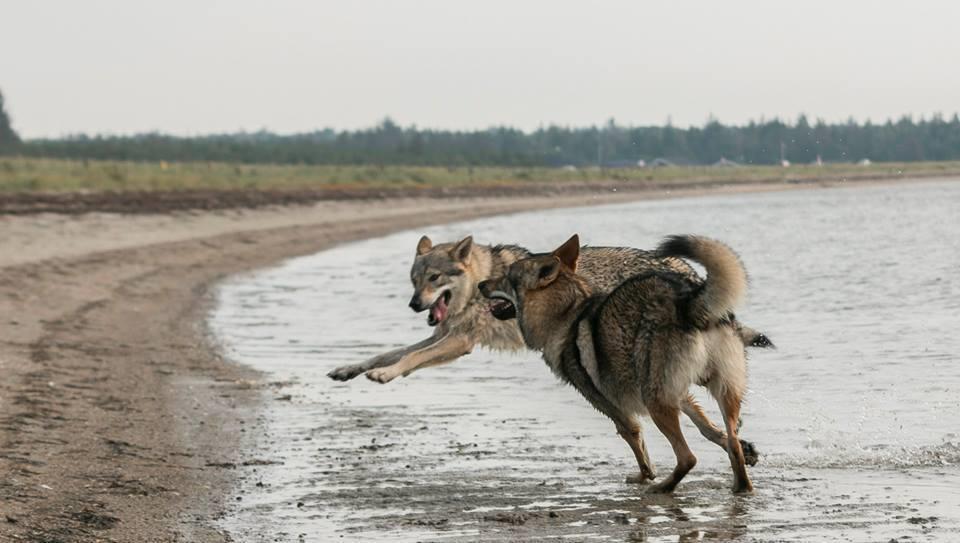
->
3, 167, 960, 215
0, 175, 951, 541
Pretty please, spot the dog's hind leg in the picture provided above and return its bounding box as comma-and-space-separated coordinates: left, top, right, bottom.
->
617, 417, 657, 483
681, 394, 758, 466
646, 403, 697, 494
716, 388, 753, 494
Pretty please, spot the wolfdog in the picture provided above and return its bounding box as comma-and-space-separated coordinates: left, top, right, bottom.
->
327, 234, 770, 479
479, 234, 757, 493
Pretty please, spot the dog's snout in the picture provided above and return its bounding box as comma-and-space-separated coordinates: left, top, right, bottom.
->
409, 295, 423, 312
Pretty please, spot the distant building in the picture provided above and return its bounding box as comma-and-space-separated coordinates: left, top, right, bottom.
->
858, 158, 872, 166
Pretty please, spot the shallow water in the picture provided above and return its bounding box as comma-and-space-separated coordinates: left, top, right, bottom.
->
211, 180, 960, 542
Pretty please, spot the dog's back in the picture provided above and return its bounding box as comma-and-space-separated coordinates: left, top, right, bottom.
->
579, 247, 697, 293
579, 246, 768, 348
448, 242, 763, 354
586, 237, 748, 410
441, 244, 700, 352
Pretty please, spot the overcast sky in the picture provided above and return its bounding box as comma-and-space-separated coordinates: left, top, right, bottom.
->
3, 0, 959, 138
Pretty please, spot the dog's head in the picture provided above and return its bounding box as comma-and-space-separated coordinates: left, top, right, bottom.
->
408, 235, 476, 326
479, 235, 589, 348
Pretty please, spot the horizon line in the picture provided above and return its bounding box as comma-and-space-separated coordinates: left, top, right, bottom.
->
17, 110, 960, 141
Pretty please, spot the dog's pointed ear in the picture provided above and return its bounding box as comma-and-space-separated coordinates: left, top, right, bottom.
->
552, 234, 580, 273
416, 235, 433, 256
536, 256, 562, 288
451, 236, 473, 264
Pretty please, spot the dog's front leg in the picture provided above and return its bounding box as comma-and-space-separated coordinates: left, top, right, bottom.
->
365, 335, 473, 383
327, 336, 439, 381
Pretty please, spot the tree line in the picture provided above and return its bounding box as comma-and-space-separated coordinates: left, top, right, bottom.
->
3, 92, 959, 166
0, 90, 21, 153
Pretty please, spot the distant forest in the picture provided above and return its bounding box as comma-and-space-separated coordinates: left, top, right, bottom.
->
0, 90, 20, 152
3, 93, 960, 167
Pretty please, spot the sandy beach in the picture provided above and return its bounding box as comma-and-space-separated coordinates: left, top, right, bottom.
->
0, 176, 946, 541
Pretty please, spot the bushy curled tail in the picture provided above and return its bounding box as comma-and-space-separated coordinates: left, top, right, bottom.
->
656, 235, 748, 323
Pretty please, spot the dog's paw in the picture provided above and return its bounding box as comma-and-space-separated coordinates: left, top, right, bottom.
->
644, 480, 677, 494
625, 472, 656, 484
732, 480, 755, 495
739, 439, 759, 467
327, 365, 365, 381
366, 368, 398, 384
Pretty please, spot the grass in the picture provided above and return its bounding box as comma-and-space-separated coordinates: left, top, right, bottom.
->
1, 157, 960, 193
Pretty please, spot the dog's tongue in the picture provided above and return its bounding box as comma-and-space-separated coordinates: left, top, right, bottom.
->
431, 295, 448, 323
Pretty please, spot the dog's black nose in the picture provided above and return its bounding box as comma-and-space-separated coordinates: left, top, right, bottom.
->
409, 296, 423, 311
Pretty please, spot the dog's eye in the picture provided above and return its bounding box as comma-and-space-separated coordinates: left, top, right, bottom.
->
429, 273, 440, 282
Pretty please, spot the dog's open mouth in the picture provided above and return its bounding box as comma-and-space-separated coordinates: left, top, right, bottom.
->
427, 290, 452, 326
487, 294, 517, 320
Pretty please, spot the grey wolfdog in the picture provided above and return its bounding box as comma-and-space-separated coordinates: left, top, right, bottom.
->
478, 234, 757, 493
327, 234, 771, 479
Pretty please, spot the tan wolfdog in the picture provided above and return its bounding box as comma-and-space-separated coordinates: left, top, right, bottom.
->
479, 234, 757, 493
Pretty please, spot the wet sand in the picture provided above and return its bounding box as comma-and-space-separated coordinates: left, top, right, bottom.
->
0, 176, 951, 541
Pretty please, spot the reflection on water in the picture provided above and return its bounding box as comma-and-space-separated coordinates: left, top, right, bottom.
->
212, 180, 960, 542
